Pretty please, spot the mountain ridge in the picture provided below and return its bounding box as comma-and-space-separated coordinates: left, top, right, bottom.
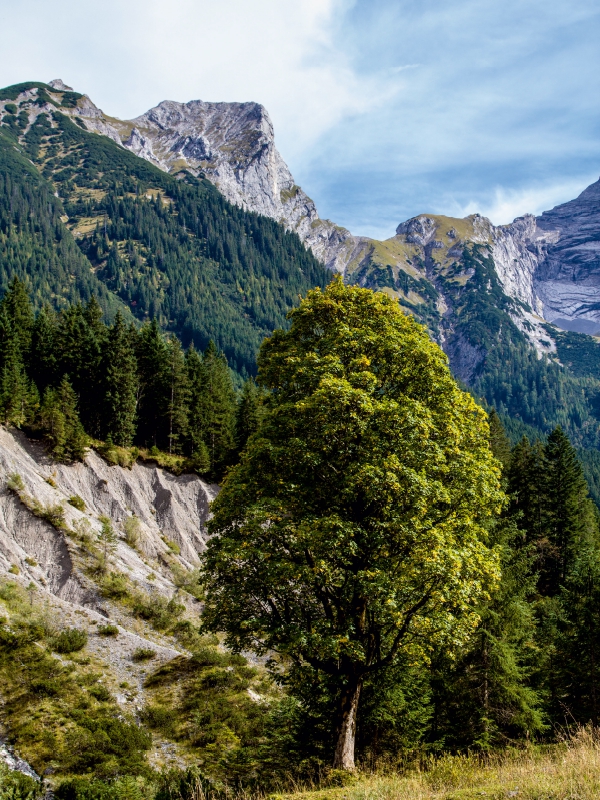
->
49, 78, 600, 343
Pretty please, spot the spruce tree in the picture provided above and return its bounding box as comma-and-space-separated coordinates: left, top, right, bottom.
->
0, 304, 38, 427
165, 336, 190, 455
0, 277, 34, 363
429, 517, 544, 748
102, 312, 138, 446
56, 303, 105, 436
186, 343, 210, 472
135, 319, 170, 449
40, 376, 88, 462
30, 304, 58, 393
235, 377, 263, 455
543, 426, 592, 595
194, 340, 236, 478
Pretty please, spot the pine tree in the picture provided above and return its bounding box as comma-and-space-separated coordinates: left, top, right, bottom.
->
0, 303, 38, 427
39, 376, 88, 462
193, 340, 236, 478
30, 304, 58, 393
235, 377, 263, 454
135, 319, 169, 449
101, 312, 138, 446
544, 426, 593, 595
165, 336, 190, 455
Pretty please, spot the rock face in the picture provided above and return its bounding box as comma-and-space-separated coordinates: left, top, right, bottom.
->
0, 427, 217, 605
41, 82, 600, 327
64, 94, 359, 272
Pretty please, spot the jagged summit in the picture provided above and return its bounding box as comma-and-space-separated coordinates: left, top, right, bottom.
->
1, 78, 599, 338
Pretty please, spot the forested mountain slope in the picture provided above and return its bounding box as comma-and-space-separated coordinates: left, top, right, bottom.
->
1, 79, 600, 475
0, 81, 330, 376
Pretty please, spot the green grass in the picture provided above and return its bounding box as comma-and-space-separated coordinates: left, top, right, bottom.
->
278, 729, 600, 800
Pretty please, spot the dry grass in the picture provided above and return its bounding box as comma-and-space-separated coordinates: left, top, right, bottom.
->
279, 729, 600, 800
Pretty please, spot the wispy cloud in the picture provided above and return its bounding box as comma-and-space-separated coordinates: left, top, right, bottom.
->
0, 0, 599, 239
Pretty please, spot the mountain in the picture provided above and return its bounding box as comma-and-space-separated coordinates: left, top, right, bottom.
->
54, 79, 599, 343
0, 81, 330, 376
2, 78, 600, 454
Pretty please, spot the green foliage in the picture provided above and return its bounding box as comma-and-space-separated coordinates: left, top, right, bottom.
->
0, 763, 41, 800
201, 279, 504, 769
0, 88, 330, 380
51, 628, 88, 654
131, 648, 156, 663
39, 377, 88, 462
97, 517, 118, 572
68, 495, 86, 512
96, 625, 119, 637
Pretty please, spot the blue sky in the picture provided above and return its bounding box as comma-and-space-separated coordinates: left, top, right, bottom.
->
1, 0, 599, 239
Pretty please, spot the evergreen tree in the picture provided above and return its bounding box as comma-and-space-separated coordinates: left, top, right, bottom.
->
193, 340, 236, 478
0, 276, 34, 363
235, 377, 263, 455
55, 302, 106, 436
543, 426, 593, 595
488, 409, 512, 473
39, 376, 88, 462
101, 312, 138, 447
30, 304, 58, 393
554, 531, 600, 725
0, 303, 38, 427
135, 319, 169, 449
97, 515, 118, 573
508, 437, 547, 570
429, 517, 544, 749
185, 343, 210, 472
165, 336, 190, 455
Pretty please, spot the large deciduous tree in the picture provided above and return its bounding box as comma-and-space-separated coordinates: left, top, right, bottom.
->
200, 278, 504, 770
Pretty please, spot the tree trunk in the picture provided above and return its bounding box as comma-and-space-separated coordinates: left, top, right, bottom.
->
333, 680, 362, 771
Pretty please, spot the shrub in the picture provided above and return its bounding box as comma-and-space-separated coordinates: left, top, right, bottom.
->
24, 557, 37, 567
0, 762, 41, 799
8, 564, 20, 575
89, 684, 111, 702
4, 103, 18, 115
7, 472, 25, 492
97, 624, 119, 636
68, 495, 86, 512
132, 647, 156, 662
100, 572, 129, 600
51, 628, 88, 654
123, 515, 141, 549
162, 536, 180, 555
39, 503, 67, 530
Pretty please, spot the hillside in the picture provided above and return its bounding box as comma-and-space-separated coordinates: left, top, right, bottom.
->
0, 81, 330, 376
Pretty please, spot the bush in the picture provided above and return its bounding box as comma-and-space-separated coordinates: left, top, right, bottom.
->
97, 624, 119, 637
51, 628, 88, 653
0, 763, 41, 799
123, 516, 141, 549
89, 684, 111, 702
162, 536, 180, 555
68, 494, 86, 512
132, 647, 156, 662
7, 472, 24, 492
100, 572, 129, 600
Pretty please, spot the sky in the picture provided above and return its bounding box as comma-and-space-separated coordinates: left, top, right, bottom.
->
1, 0, 599, 239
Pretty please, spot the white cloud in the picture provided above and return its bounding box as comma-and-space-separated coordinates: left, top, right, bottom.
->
453, 176, 599, 225
0, 0, 400, 161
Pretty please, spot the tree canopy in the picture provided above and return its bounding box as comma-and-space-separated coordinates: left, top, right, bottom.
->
200, 278, 505, 770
